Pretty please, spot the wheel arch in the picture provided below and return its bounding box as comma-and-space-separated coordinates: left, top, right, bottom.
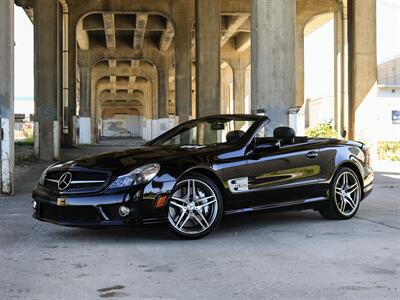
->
334, 160, 364, 196
178, 167, 227, 199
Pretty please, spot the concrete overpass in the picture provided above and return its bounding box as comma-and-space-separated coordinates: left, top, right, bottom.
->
0, 0, 377, 194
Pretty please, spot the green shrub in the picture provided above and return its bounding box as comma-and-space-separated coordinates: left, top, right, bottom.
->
305, 122, 338, 138
15, 135, 34, 146
378, 141, 400, 161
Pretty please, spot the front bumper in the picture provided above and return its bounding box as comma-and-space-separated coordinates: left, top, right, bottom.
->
32, 180, 175, 227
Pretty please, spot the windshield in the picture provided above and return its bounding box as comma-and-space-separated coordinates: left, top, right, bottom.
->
149, 118, 256, 147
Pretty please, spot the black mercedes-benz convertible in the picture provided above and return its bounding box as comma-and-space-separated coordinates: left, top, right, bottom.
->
32, 115, 374, 238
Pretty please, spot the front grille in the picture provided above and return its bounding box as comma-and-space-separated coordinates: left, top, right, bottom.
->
44, 170, 109, 194
40, 203, 101, 223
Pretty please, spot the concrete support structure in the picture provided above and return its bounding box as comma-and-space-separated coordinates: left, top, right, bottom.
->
157, 56, 169, 119
348, 0, 377, 140
79, 65, 91, 144
195, 0, 221, 117
251, 0, 296, 132
233, 65, 246, 114
34, 0, 60, 161
334, 1, 345, 138
0, 0, 14, 195
175, 16, 192, 123
295, 23, 305, 108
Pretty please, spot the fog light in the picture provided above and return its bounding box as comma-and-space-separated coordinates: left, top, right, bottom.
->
32, 200, 38, 210
119, 205, 130, 217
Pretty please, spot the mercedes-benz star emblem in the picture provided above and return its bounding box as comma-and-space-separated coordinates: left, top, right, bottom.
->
57, 172, 72, 191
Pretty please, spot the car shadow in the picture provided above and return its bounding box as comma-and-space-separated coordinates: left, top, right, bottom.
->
46, 210, 327, 243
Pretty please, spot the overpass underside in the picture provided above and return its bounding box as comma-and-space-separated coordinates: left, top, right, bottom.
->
0, 0, 377, 194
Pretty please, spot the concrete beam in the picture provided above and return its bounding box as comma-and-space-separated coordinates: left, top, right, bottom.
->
0, 0, 14, 195
76, 19, 89, 50
235, 32, 250, 52
159, 20, 174, 51
134, 13, 148, 51
103, 12, 116, 49
221, 14, 249, 46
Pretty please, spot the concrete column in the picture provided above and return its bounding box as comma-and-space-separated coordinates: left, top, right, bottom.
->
348, 0, 377, 140
78, 65, 91, 144
195, 0, 221, 117
251, 0, 296, 133
158, 56, 169, 120
34, 0, 60, 161
334, 2, 344, 137
0, 0, 14, 195
233, 65, 246, 114
295, 24, 305, 108
175, 18, 192, 122
64, 13, 78, 147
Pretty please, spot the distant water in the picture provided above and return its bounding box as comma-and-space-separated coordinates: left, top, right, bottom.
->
15, 96, 34, 115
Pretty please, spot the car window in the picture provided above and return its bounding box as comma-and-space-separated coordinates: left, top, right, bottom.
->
152, 119, 255, 147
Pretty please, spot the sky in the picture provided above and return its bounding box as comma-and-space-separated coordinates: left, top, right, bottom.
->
13, 1, 400, 101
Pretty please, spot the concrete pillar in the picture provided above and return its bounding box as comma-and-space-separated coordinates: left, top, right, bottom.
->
34, 0, 60, 161
334, 2, 344, 137
251, 0, 296, 133
78, 65, 91, 144
195, 0, 221, 117
158, 56, 169, 120
64, 13, 77, 147
348, 0, 377, 140
0, 0, 14, 195
233, 65, 246, 114
175, 18, 192, 122
295, 23, 305, 108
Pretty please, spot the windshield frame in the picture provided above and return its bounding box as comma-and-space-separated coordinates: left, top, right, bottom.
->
145, 115, 270, 147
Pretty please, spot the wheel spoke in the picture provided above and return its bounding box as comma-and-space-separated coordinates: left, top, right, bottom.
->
192, 180, 196, 199
171, 196, 188, 204
335, 187, 342, 195
170, 201, 186, 210
192, 213, 207, 230
340, 197, 347, 212
197, 199, 217, 209
175, 209, 187, 228
347, 183, 358, 194
346, 196, 355, 209
179, 212, 192, 229
186, 180, 191, 201
195, 195, 215, 203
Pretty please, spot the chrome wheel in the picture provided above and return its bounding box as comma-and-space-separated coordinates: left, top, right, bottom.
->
334, 171, 360, 217
168, 179, 219, 235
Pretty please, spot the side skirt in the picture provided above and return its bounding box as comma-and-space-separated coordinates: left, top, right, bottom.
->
224, 197, 328, 215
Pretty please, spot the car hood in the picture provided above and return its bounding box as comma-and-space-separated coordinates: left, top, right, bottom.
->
51, 145, 234, 175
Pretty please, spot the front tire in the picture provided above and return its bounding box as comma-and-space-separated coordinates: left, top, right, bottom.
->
167, 173, 223, 239
319, 167, 361, 220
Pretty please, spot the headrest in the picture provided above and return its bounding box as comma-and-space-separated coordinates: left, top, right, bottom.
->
226, 130, 245, 144
273, 127, 295, 144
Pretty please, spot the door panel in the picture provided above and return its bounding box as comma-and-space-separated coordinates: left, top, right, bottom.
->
244, 143, 322, 207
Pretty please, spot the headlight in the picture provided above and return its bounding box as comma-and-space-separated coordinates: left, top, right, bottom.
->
108, 163, 160, 189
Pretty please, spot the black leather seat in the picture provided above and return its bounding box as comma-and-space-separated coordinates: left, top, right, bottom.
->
226, 130, 245, 144
273, 127, 296, 145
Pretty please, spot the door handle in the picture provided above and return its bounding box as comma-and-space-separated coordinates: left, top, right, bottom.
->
306, 151, 318, 159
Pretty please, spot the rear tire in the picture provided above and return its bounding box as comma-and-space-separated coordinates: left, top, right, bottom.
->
167, 173, 223, 239
319, 167, 361, 220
